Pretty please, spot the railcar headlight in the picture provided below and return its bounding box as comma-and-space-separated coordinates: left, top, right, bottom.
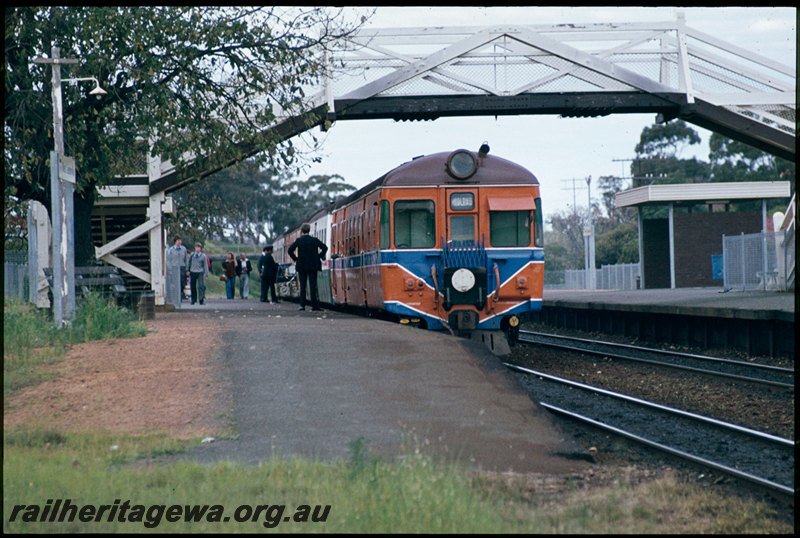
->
446, 150, 478, 179
451, 268, 476, 293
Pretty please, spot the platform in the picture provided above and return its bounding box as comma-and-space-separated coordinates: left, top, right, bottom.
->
169, 299, 590, 473
533, 287, 794, 357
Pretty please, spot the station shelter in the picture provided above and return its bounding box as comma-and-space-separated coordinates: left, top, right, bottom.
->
615, 181, 792, 289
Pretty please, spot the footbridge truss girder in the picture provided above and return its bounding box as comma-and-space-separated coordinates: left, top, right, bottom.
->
319, 20, 794, 159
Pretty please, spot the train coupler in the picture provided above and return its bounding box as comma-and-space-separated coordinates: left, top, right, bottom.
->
449, 310, 477, 331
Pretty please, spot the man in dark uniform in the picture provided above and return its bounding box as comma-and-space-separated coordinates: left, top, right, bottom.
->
258, 245, 279, 303
288, 223, 328, 311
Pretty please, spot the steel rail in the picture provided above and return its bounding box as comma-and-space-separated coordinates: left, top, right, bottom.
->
521, 330, 793, 373
503, 363, 793, 447
538, 402, 794, 496
518, 330, 794, 390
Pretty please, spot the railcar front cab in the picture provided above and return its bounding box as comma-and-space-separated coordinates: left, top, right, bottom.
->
442, 148, 543, 344
388, 147, 543, 346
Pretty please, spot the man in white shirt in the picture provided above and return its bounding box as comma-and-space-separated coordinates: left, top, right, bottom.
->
165, 235, 187, 308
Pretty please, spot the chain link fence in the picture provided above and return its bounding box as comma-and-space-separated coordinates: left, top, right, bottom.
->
723, 231, 793, 291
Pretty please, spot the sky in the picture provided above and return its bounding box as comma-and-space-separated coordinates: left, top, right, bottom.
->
300, 6, 796, 221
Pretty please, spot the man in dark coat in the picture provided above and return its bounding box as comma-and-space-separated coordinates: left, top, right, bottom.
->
288, 223, 328, 311
258, 245, 279, 303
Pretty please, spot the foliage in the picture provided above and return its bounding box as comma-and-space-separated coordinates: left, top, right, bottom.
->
5, 7, 367, 263
630, 155, 710, 187
3, 298, 69, 394
594, 221, 639, 266
634, 120, 701, 159
545, 210, 585, 270
271, 172, 355, 235
630, 120, 709, 188
68, 291, 148, 343
597, 174, 636, 225
709, 132, 795, 191
166, 159, 355, 245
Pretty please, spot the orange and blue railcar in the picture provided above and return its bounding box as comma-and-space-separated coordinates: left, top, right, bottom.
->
277, 146, 544, 343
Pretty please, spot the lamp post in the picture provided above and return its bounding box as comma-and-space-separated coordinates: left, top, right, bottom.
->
34, 46, 106, 327
584, 175, 596, 290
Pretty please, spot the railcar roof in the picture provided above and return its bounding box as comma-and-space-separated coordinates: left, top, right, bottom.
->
383, 151, 538, 188
333, 150, 538, 210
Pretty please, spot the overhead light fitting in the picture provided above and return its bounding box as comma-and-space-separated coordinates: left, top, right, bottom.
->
63, 76, 107, 97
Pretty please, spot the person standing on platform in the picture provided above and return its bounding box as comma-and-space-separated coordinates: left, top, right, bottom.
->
238, 252, 252, 299
223, 252, 238, 299
258, 245, 279, 303
165, 235, 187, 308
187, 242, 209, 305
198, 246, 210, 304
288, 223, 327, 311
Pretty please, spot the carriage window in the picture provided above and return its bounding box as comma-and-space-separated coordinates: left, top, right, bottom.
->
379, 200, 390, 249
394, 200, 435, 248
449, 215, 475, 243
534, 197, 543, 247
490, 210, 531, 247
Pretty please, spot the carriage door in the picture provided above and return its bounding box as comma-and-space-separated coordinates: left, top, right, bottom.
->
358, 211, 367, 305
446, 190, 477, 244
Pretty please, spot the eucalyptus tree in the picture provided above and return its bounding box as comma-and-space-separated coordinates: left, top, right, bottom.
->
708, 133, 795, 188
630, 120, 709, 187
169, 161, 355, 247
5, 6, 367, 263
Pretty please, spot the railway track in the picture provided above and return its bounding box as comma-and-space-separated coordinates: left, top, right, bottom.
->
505, 363, 795, 497
518, 330, 794, 389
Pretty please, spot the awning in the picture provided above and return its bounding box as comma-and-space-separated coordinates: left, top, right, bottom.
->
615, 181, 791, 207
487, 196, 535, 211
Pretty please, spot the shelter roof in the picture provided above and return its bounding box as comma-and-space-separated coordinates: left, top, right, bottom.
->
615, 181, 792, 207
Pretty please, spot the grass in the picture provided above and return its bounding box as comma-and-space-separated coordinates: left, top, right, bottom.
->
3, 299, 69, 394
3, 295, 148, 399
3, 298, 793, 533
3, 427, 792, 534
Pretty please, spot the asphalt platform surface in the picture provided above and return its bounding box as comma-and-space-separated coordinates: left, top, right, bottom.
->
165, 297, 590, 474
543, 287, 794, 321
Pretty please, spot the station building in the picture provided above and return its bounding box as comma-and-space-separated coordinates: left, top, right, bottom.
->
615, 181, 792, 289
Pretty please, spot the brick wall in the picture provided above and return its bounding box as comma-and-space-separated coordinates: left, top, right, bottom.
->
673, 211, 761, 287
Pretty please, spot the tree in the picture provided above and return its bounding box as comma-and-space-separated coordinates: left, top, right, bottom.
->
631, 120, 709, 187
545, 210, 585, 270
708, 132, 795, 190
597, 174, 636, 225
634, 120, 701, 159
271, 173, 354, 235
167, 162, 355, 246
5, 7, 367, 263
594, 221, 638, 266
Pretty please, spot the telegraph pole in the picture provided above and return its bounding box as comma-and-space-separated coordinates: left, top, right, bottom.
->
34, 47, 78, 327
560, 176, 595, 289
34, 47, 106, 326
